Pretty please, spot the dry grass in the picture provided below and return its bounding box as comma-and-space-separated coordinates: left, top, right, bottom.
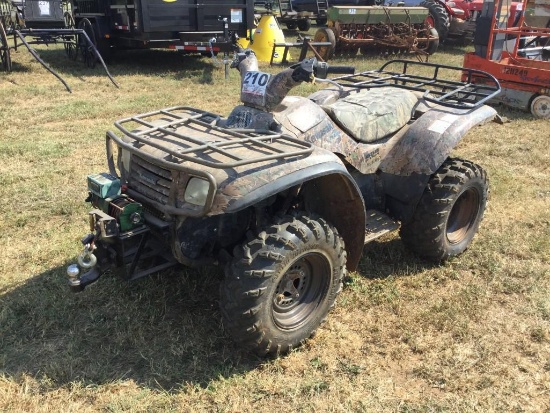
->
0, 34, 549, 413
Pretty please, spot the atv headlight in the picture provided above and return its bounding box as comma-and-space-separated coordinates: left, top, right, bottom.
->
184, 177, 210, 206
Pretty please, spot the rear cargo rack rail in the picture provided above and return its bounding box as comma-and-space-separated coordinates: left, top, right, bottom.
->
332, 59, 501, 110
110, 106, 314, 169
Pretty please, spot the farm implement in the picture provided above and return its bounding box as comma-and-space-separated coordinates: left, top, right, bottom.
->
0, 0, 118, 91
463, 0, 550, 117
312, 5, 440, 60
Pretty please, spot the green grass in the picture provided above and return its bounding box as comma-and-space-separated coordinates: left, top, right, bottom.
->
0, 35, 549, 413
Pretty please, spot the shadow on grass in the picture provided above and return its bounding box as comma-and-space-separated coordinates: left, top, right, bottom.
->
0, 263, 262, 391
358, 238, 441, 280
10, 47, 219, 87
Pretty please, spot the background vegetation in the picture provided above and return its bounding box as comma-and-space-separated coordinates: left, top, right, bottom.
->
0, 35, 548, 412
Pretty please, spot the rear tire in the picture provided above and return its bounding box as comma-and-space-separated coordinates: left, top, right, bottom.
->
400, 158, 488, 261
221, 214, 346, 356
420, 0, 450, 44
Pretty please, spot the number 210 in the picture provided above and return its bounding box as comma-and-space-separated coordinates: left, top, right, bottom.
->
243, 72, 269, 86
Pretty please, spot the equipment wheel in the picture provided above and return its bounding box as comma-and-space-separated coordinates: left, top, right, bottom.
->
420, 0, 450, 44
530, 94, 550, 119
221, 213, 346, 356
297, 18, 311, 32
0, 20, 11, 72
63, 12, 77, 60
286, 22, 297, 30
313, 27, 336, 61
77, 18, 98, 68
400, 158, 488, 261
316, 17, 327, 26
424, 27, 440, 55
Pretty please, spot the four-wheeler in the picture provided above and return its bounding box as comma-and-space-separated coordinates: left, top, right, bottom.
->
463, 0, 550, 117
66, 50, 501, 356
313, 5, 439, 59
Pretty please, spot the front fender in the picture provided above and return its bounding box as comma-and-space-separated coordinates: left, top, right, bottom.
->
221, 152, 366, 271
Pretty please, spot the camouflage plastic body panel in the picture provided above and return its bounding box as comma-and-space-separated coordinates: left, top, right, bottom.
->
323, 87, 418, 143
378, 104, 498, 176
327, 6, 429, 25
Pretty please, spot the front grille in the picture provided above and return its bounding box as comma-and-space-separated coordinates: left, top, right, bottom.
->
128, 156, 173, 207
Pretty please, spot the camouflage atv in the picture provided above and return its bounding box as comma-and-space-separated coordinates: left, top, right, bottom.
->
67, 51, 501, 356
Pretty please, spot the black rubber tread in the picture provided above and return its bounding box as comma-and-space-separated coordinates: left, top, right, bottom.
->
297, 18, 312, 32
420, 0, 450, 44
286, 22, 297, 30
221, 213, 346, 356
399, 158, 488, 261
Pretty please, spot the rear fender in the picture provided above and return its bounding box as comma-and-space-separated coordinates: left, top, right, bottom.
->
224, 162, 366, 271
378, 105, 497, 221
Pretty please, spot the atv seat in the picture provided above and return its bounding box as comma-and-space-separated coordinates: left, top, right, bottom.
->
323, 87, 418, 143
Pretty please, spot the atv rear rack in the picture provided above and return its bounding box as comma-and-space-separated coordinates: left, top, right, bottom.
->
332, 59, 501, 110
109, 106, 313, 170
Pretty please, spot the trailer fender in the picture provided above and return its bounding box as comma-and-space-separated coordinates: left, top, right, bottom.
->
378, 104, 497, 221
224, 162, 366, 271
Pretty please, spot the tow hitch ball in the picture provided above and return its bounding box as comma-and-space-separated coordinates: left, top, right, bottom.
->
66, 234, 101, 293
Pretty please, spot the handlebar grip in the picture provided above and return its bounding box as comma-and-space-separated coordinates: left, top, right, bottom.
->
326, 66, 355, 75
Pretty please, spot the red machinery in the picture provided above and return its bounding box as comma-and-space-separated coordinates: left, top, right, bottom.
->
463, 0, 550, 118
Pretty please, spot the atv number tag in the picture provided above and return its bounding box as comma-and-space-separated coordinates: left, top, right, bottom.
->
241, 71, 271, 107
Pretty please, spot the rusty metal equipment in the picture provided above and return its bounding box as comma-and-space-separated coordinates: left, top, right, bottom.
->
0, 0, 117, 91
313, 5, 440, 60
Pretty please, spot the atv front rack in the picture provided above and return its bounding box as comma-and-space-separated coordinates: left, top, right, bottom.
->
109, 106, 313, 169
332, 59, 501, 110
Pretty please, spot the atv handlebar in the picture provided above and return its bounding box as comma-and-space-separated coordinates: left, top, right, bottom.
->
291, 58, 355, 82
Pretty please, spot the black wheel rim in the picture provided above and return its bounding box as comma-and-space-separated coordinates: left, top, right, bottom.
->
447, 187, 480, 244
272, 252, 331, 330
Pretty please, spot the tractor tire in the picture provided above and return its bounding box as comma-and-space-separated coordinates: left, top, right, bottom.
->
313, 27, 336, 61
297, 18, 312, 32
420, 0, 450, 44
400, 158, 488, 261
221, 213, 346, 356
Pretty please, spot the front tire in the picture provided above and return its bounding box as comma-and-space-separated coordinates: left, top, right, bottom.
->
400, 158, 488, 261
221, 214, 346, 356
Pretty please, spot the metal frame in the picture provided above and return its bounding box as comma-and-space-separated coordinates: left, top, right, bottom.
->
332, 59, 501, 109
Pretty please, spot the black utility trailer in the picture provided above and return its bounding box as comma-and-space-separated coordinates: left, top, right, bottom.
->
71, 0, 255, 59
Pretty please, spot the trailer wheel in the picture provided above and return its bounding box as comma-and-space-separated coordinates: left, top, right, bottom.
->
420, 0, 450, 44
286, 22, 297, 30
64, 12, 78, 60
0, 20, 11, 72
297, 18, 311, 32
77, 18, 98, 68
221, 213, 346, 356
313, 27, 336, 61
530, 94, 550, 119
400, 158, 488, 261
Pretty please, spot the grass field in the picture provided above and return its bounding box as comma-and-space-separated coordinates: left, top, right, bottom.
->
0, 37, 549, 412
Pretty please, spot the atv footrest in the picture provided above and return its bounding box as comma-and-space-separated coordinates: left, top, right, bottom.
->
364, 210, 399, 243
